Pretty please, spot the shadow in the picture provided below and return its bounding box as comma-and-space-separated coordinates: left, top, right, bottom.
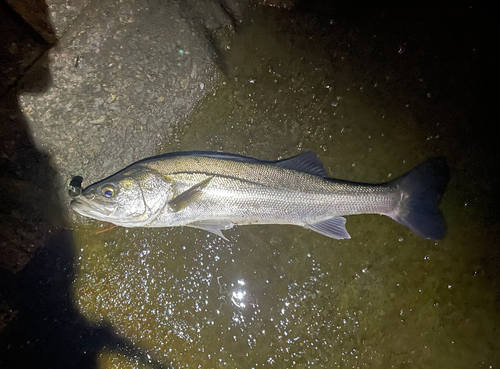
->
0, 1, 172, 368
0, 231, 171, 369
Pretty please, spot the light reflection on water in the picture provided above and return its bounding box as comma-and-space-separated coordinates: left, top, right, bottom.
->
230, 279, 248, 309
72, 7, 499, 369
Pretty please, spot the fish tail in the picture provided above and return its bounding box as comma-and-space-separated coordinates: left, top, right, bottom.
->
389, 158, 449, 240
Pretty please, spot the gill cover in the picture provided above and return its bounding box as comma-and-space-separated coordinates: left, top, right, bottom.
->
72, 166, 174, 226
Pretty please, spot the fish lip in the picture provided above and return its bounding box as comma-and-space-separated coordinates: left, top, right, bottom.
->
71, 196, 115, 217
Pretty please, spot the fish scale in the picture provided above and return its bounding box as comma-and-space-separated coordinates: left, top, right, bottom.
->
147, 157, 396, 218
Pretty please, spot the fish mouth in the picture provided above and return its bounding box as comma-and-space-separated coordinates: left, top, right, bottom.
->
71, 196, 117, 220
71, 196, 156, 227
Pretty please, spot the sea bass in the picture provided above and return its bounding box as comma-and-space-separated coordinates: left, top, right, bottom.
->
71, 151, 449, 240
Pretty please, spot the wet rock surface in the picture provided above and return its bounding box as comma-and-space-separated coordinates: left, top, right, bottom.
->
1, 0, 499, 368
17, 0, 243, 206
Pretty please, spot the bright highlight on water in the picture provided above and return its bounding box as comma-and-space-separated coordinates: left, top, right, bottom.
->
71, 151, 449, 240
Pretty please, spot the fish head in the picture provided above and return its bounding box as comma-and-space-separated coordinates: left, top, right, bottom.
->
71, 166, 174, 227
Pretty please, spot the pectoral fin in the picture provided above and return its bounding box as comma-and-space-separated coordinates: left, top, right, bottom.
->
168, 177, 213, 212
304, 217, 351, 239
186, 220, 235, 241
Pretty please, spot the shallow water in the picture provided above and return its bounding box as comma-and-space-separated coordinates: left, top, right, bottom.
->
72, 7, 499, 369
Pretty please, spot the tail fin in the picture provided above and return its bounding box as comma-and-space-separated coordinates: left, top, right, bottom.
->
390, 158, 449, 240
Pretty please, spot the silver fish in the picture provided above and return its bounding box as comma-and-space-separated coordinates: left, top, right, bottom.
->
71, 151, 449, 240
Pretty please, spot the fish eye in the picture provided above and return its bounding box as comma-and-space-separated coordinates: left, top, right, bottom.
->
101, 186, 116, 198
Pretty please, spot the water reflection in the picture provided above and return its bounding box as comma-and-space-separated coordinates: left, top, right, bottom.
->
230, 279, 248, 309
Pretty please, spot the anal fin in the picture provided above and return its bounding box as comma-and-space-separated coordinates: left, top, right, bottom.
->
304, 217, 351, 239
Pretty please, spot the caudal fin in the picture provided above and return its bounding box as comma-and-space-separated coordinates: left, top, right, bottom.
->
390, 158, 449, 240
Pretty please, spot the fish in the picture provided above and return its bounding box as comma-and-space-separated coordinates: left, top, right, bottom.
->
70, 151, 449, 240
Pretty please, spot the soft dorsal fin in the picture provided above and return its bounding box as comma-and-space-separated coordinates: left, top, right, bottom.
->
273, 151, 328, 177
